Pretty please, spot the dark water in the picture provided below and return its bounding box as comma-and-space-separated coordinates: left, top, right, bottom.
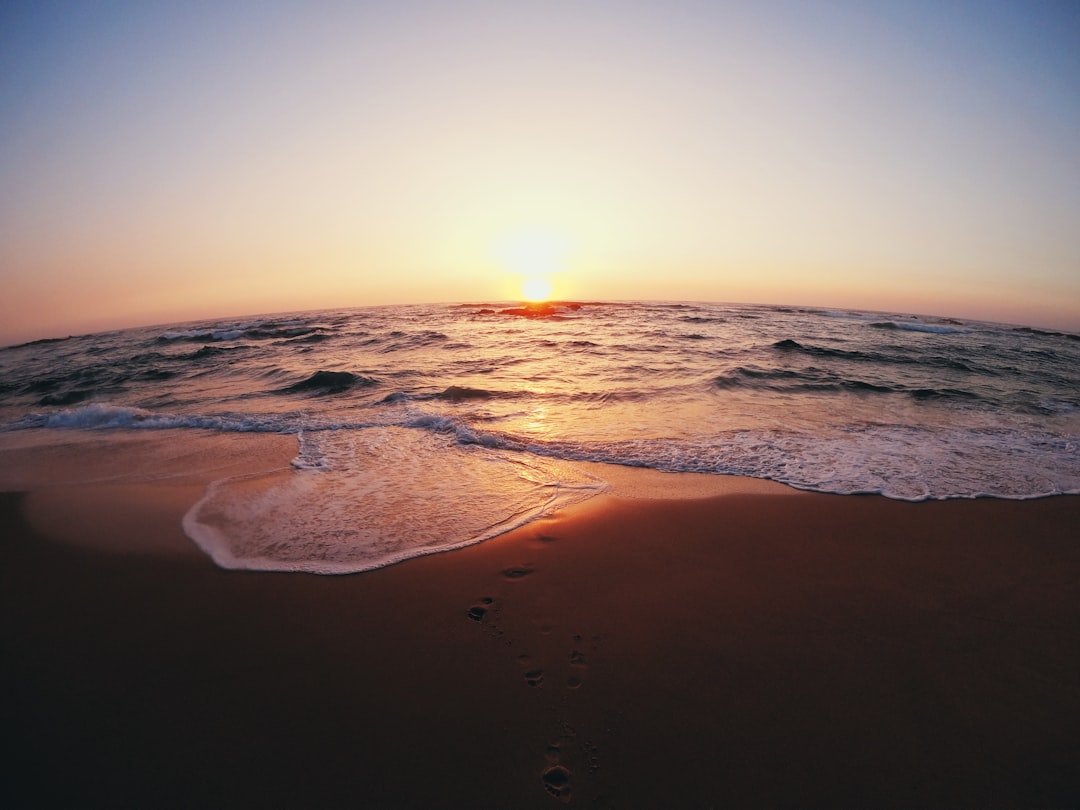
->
2, 301, 1077, 572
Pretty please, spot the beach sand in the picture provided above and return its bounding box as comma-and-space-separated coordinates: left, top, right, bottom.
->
2, 432, 1078, 808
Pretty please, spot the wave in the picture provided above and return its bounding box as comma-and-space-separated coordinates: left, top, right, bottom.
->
280, 370, 378, 395
713, 366, 895, 395
186, 344, 251, 360
380, 331, 449, 352
436, 385, 493, 401
713, 365, 990, 403
15, 348, 216, 406
379, 385, 529, 405
910, 388, 982, 402
435, 423, 1080, 502
6, 396, 1077, 510
21, 364, 132, 405
376, 391, 413, 405
157, 319, 322, 343
37, 390, 92, 406
1013, 326, 1080, 342
11, 402, 293, 433
772, 338, 804, 350
770, 339, 989, 375
5, 335, 75, 350
25, 366, 110, 393
280, 332, 333, 344
771, 339, 895, 366
498, 308, 574, 320
869, 321, 967, 334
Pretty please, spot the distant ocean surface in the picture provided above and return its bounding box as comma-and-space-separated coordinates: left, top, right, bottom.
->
2, 301, 1078, 573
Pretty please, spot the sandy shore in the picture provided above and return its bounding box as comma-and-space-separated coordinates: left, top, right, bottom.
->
2, 433, 1079, 808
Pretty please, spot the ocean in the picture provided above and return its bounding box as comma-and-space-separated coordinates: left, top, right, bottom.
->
2, 301, 1078, 573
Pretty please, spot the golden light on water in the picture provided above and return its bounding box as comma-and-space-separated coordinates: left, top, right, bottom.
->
522, 404, 552, 440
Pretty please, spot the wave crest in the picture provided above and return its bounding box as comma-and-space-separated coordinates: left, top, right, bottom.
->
281, 371, 378, 395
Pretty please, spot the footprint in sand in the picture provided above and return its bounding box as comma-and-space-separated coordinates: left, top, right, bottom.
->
542, 740, 572, 802
565, 648, 587, 689
524, 668, 545, 687
565, 643, 591, 686
541, 764, 572, 802
583, 738, 601, 775
466, 596, 494, 622
502, 565, 535, 580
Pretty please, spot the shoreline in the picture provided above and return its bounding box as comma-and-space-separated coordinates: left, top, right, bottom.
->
2, 431, 1078, 806
3, 428, 804, 569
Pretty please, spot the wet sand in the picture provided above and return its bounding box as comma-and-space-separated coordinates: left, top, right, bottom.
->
2, 435, 1079, 808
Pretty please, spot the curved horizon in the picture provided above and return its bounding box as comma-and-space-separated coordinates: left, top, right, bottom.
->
5, 296, 1076, 350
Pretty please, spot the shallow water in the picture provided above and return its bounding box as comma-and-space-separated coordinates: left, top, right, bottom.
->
3, 301, 1078, 571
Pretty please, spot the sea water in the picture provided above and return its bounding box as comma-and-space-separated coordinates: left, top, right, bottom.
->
2, 302, 1078, 572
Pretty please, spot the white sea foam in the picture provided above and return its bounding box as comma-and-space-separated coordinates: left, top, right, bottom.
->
455, 425, 1080, 502
38, 402, 293, 433
42, 403, 152, 429
21, 401, 1080, 503
183, 427, 607, 574
889, 322, 968, 334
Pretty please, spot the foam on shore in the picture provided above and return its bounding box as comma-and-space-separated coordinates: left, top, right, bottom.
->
182, 427, 607, 574
3, 428, 798, 571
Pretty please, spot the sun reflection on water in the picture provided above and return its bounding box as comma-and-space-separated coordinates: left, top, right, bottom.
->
522, 404, 552, 439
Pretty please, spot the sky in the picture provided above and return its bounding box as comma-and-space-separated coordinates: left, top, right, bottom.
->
2, 0, 1079, 344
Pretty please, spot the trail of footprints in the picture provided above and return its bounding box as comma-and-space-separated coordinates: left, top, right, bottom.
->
464, 541, 609, 804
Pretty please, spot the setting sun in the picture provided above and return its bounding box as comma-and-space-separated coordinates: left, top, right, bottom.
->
521, 275, 553, 302
493, 227, 569, 304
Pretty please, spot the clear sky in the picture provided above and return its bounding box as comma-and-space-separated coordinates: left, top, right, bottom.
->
2, 0, 1079, 344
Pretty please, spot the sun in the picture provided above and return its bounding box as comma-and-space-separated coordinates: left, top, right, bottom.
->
521, 275, 553, 302
494, 227, 570, 301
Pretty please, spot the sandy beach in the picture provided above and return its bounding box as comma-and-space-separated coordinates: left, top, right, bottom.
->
6, 0, 1080, 805
2, 433, 1078, 808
